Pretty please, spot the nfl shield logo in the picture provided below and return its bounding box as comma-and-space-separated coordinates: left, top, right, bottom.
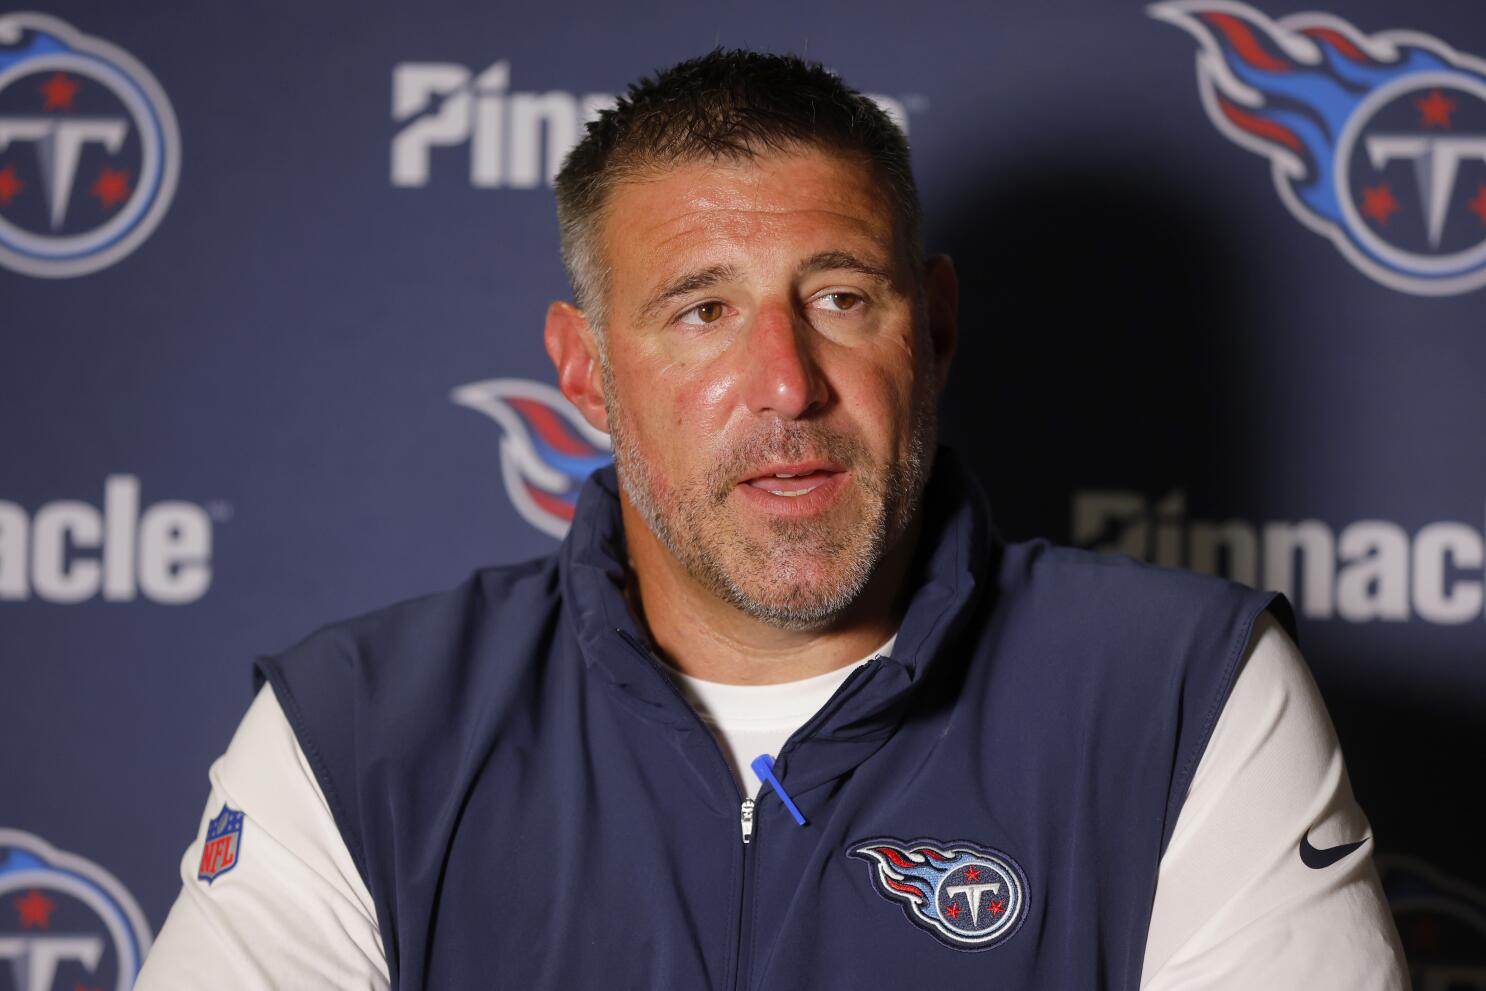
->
197, 805, 244, 883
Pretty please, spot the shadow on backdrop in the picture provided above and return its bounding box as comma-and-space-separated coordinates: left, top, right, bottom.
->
932, 159, 1484, 982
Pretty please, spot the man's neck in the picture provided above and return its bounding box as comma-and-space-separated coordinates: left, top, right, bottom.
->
619, 499, 916, 686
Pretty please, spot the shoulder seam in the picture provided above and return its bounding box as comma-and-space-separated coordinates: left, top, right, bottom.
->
254, 657, 372, 893
1165, 593, 1285, 849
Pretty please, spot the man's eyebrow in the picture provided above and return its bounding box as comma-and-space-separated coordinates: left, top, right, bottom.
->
635, 264, 739, 323
795, 250, 894, 283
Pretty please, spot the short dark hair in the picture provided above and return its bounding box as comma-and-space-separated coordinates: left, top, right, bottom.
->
553, 49, 921, 331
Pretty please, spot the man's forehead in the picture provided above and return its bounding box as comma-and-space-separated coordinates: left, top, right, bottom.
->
599, 150, 899, 277
618, 151, 881, 210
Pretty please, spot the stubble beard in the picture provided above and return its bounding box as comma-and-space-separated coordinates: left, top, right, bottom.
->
601, 355, 937, 632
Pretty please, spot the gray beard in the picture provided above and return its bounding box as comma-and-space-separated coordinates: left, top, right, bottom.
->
601, 355, 937, 632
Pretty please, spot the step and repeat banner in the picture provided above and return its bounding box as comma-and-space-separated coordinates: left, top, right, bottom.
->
3, 1, 1483, 986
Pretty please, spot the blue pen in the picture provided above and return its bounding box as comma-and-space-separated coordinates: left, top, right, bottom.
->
751, 754, 808, 827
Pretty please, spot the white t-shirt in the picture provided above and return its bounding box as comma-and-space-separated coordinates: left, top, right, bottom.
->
135, 614, 1408, 989
662, 635, 897, 794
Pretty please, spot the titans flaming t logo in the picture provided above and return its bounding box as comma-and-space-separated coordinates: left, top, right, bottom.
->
1153, 1, 1486, 295
452, 378, 612, 538
0, 13, 180, 278
850, 837, 1029, 950
0, 829, 153, 990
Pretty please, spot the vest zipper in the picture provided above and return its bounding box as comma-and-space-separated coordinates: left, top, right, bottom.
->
613, 630, 883, 991
728, 656, 884, 989
733, 792, 760, 991
613, 631, 761, 991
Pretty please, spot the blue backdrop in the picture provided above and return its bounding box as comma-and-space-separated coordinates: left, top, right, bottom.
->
3, 2, 1484, 987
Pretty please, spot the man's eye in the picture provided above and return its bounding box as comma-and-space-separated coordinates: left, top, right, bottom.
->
679, 301, 726, 325
816, 292, 864, 312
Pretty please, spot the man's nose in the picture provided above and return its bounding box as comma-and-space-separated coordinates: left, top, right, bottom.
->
738, 301, 829, 419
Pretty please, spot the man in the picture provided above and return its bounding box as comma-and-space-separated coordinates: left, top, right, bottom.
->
138, 50, 1407, 988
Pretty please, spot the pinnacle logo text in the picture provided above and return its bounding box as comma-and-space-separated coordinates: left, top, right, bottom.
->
1074, 490, 1485, 625
0, 475, 215, 605
392, 62, 910, 189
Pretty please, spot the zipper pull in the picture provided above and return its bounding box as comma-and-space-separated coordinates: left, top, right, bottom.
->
740, 798, 755, 845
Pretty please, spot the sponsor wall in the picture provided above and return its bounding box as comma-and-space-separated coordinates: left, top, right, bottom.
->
2, 1, 1482, 986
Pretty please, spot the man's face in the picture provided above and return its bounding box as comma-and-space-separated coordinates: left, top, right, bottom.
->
592, 149, 944, 630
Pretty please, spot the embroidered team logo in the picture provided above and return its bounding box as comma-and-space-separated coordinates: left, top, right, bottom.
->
1153, 1, 1486, 296
0, 828, 153, 990
451, 377, 612, 538
197, 805, 244, 883
849, 837, 1029, 950
0, 13, 181, 278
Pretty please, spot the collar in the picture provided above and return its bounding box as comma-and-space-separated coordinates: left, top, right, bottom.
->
559, 447, 995, 799
664, 633, 899, 730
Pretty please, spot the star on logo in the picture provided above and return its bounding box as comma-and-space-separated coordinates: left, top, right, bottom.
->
91, 166, 131, 210
39, 72, 80, 112
1360, 183, 1400, 226
1470, 185, 1486, 226
963, 867, 982, 881
1416, 88, 1457, 129
0, 163, 22, 207
15, 888, 57, 929
942, 901, 961, 920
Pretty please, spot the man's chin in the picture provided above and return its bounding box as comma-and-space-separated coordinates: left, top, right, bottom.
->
720, 587, 857, 632
707, 549, 877, 628
724, 486, 871, 547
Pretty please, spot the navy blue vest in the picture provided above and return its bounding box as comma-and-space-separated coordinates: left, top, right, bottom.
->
256, 453, 1290, 989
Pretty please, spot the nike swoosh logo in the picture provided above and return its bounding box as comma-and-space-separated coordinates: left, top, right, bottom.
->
1299, 829, 1367, 869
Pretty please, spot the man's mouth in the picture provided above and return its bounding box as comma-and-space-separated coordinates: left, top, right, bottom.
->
747, 471, 833, 497
740, 464, 844, 498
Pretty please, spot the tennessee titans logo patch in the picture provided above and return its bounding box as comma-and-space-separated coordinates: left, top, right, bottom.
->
451, 377, 613, 539
197, 806, 244, 884
1153, 1, 1486, 296
850, 837, 1029, 950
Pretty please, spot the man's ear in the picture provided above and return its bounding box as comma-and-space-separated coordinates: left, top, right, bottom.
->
544, 301, 610, 434
923, 254, 958, 392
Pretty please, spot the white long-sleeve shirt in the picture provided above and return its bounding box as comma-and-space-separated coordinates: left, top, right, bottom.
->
136, 613, 1408, 989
